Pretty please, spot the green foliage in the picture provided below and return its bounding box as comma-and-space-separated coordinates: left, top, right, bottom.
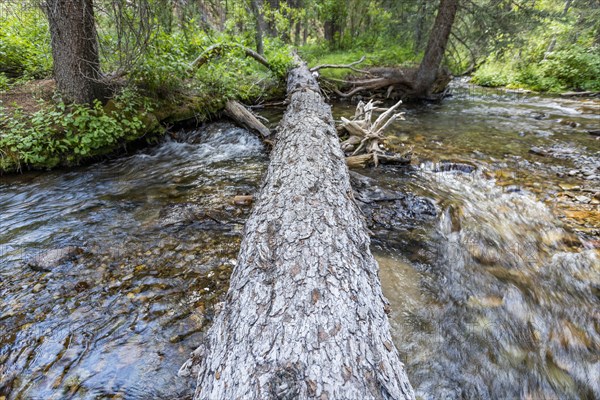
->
0, 6, 52, 79
263, 38, 295, 79
538, 46, 600, 91
189, 36, 292, 101
469, 1, 600, 92
129, 29, 202, 94
472, 61, 513, 87
0, 73, 9, 92
0, 88, 158, 172
300, 43, 417, 81
473, 44, 600, 92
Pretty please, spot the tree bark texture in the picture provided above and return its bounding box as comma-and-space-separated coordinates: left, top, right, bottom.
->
44, 0, 105, 104
181, 60, 415, 399
413, 0, 459, 96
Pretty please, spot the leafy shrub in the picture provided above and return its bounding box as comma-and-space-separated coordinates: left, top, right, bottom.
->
0, 88, 158, 172
0, 73, 9, 91
0, 7, 52, 79
537, 46, 600, 91
129, 29, 202, 94
472, 62, 512, 87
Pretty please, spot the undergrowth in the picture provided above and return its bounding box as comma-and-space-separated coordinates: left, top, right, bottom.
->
0, 88, 160, 173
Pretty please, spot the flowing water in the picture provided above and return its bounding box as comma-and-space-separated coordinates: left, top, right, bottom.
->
1, 85, 599, 399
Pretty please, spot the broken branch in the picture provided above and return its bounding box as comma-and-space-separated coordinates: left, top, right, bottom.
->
310, 55, 369, 74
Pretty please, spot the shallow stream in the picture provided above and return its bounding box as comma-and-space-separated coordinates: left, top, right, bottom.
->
1, 84, 599, 399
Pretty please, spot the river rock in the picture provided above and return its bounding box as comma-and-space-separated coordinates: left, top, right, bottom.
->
27, 246, 82, 271
558, 119, 578, 127
32, 283, 44, 293
529, 112, 547, 120
558, 183, 580, 191
575, 196, 590, 204
529, 147, 547, 157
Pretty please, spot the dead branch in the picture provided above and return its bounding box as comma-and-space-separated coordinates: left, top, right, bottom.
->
309, 55, 370, 74
189, 43, 272, 73
333, 78, 400, 98
338, 99, 408, 167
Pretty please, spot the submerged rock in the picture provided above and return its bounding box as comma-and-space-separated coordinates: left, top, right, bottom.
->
26, 246, 83, 271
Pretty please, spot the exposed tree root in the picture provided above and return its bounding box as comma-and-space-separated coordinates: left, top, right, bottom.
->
338, 99, 411, 167
313, 56, 451, 100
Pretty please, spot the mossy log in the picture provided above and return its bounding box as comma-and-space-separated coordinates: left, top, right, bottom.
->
180, 59, 415, 399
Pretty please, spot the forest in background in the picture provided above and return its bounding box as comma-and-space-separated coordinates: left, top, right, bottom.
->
0, 0, 599, 172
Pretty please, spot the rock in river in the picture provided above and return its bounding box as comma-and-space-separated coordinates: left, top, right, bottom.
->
26, 246, 83, 271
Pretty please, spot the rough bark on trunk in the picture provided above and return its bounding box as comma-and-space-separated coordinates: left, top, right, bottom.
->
44, 0, 105, 104
181, 60, 415, 399
412, 0, 459, 96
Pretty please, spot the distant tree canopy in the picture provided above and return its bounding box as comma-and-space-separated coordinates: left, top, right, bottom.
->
1, 0, 598, 102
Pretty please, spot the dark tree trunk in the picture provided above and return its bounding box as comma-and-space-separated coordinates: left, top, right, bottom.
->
180, 60, 415, 400
44, 0, 105, 104
250, 0, 266, 55
413, 0, 459, 96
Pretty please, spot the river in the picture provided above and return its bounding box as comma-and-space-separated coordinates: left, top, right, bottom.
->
1, 84, 599, 399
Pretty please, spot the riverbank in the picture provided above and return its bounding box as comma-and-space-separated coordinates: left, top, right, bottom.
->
0, 72, 286, 174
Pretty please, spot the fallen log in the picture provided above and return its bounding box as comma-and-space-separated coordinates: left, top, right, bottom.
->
346, 152, 412, 169
224, 100, 271, 139
181, 59, 415, 399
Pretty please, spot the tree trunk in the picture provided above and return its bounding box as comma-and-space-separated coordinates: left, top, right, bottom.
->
44, 0, 105, 104
250, 0, 266, 55
413, 0, 459, 96
181, 59, 415, 400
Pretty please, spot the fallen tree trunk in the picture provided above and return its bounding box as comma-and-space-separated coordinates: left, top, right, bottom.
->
181, 59, 415, 399
224, 100, 271, 139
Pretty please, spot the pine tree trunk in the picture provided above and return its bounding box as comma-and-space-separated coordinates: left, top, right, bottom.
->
413, 0, 459, 96
181, 60, 415, 400
44, 0, 105, 104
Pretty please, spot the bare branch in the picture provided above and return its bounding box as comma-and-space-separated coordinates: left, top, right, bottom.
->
189, 42, 272, 73
309, 55, 369, 74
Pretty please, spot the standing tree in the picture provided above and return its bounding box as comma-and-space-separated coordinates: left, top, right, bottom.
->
43, 0, 105, 103
412, 0, 459, 96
